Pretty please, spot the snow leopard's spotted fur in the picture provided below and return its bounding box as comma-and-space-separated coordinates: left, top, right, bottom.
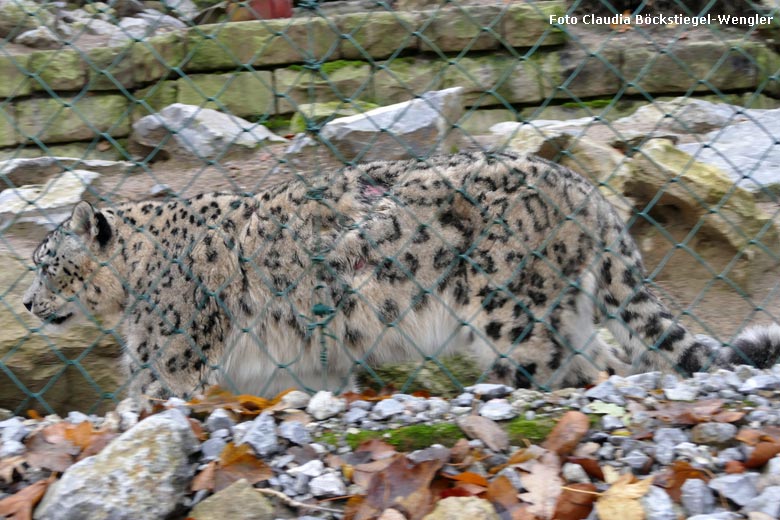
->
23, 151, 780, 403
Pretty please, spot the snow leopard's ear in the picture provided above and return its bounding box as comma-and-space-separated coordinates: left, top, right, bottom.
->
69, 201, 112, 247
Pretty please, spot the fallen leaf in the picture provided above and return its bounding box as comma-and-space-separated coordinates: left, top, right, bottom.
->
713, 410, 745, 423
745, 441, 780, 469
553, 483, 598, 520
595, 473, 653, 520
651, 399, 724, 425
191, 460, 217, 491
725, 460, 745, 474
653, 460, 708, 502
519, 451, 563, 518
186, 386, 292, 417
0, 476, 53, 520
457, 415, 509, 452
485, 474, 531, 520
24, 430, 78, 472
542, 411, 589, 457
443, 471, 489, 487
213, 442, 273, 491
347, 454, 443, 520
736, 428, 763, 446
355, 438, 397, 461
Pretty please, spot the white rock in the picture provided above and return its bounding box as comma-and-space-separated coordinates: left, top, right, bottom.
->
306, 391, 345, 420
132, 104, 285, 160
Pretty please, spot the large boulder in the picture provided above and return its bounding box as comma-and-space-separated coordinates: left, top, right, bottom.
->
677, 108, 780, 196
316, 87, 464, 163
34, 410, 198, 520
131, 103, 286, 160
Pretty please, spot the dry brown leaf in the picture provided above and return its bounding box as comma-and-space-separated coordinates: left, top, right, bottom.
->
355, 438, 397, 461
351, 458, 397, 489
347, 454, 443, 520
653, 460, 708, 502
0, 476, 53, 520
736, 428, 763, 446
519, 451, 563, 519
456, 415, 509, 452
713, 410, 745, 423
24, 431, 78, 473
215, 442, 273, 491
485, 475, 532, 520
553, 483, 598, 520
443, 471, 489, 487
191, 460, 217, 492
186, 386, 293, 417
651, 399, 724, 425
542, 411, 589, 457
745, 441, 780, 469
595, 473, 653, 520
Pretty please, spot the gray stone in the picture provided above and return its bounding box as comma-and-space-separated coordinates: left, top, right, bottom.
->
204, 409, 234, 433
34, 410, 197, 520
709, 473, 760, 507
0, 440, 25, 457
188, 479, 273, 520
677, 108, 780, 194
0, 170, 100, 234
622, 450, 651, 471
309, 471, 346, 497
427, 398, 450, 419
288, 460, 325, 478
641, 486, 676, 520
240, 412, 279, 457
131, 104, 285, 161
478, 399, 516, 421
200, 437, 226, 461
682, 478, 716, 516
584, 380, 625, 405
743, 486, 780, 517
161, 0, 199, 20
464, 384, 513, 399
278, 421, 311, 446
0, 417, 28, 442
372, 398, 406, 419
14, 26, 61, 49
315, 87, 464, 163
562, 462, 590, 484
306, 391, 346, 421
601, 415, 624, 430
691, 423, 738, 445
452, 393, 475, 406
740, 375, 780, 393
277, 390, 310, 410
663, 382, 699, 401
343, 408, 368, 424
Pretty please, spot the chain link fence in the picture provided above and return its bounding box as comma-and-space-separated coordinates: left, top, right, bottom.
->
1, 0, 779, 414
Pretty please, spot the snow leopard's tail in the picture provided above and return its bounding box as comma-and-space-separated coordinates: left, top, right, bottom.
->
593, 253, 780, 376
712, 324, 780, 370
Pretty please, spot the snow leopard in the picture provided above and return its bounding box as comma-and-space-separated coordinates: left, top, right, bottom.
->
22, 151, 780, 403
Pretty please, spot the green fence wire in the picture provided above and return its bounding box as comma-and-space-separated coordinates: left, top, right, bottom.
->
1, 0, 779, 414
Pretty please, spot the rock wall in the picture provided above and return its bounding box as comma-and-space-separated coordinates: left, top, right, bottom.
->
2, 2, 780, 158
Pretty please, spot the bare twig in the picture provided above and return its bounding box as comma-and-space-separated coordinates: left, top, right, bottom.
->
254, 487, 343, 514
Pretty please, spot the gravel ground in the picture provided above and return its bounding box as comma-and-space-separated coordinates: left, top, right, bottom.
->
4, 364, 780, 518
